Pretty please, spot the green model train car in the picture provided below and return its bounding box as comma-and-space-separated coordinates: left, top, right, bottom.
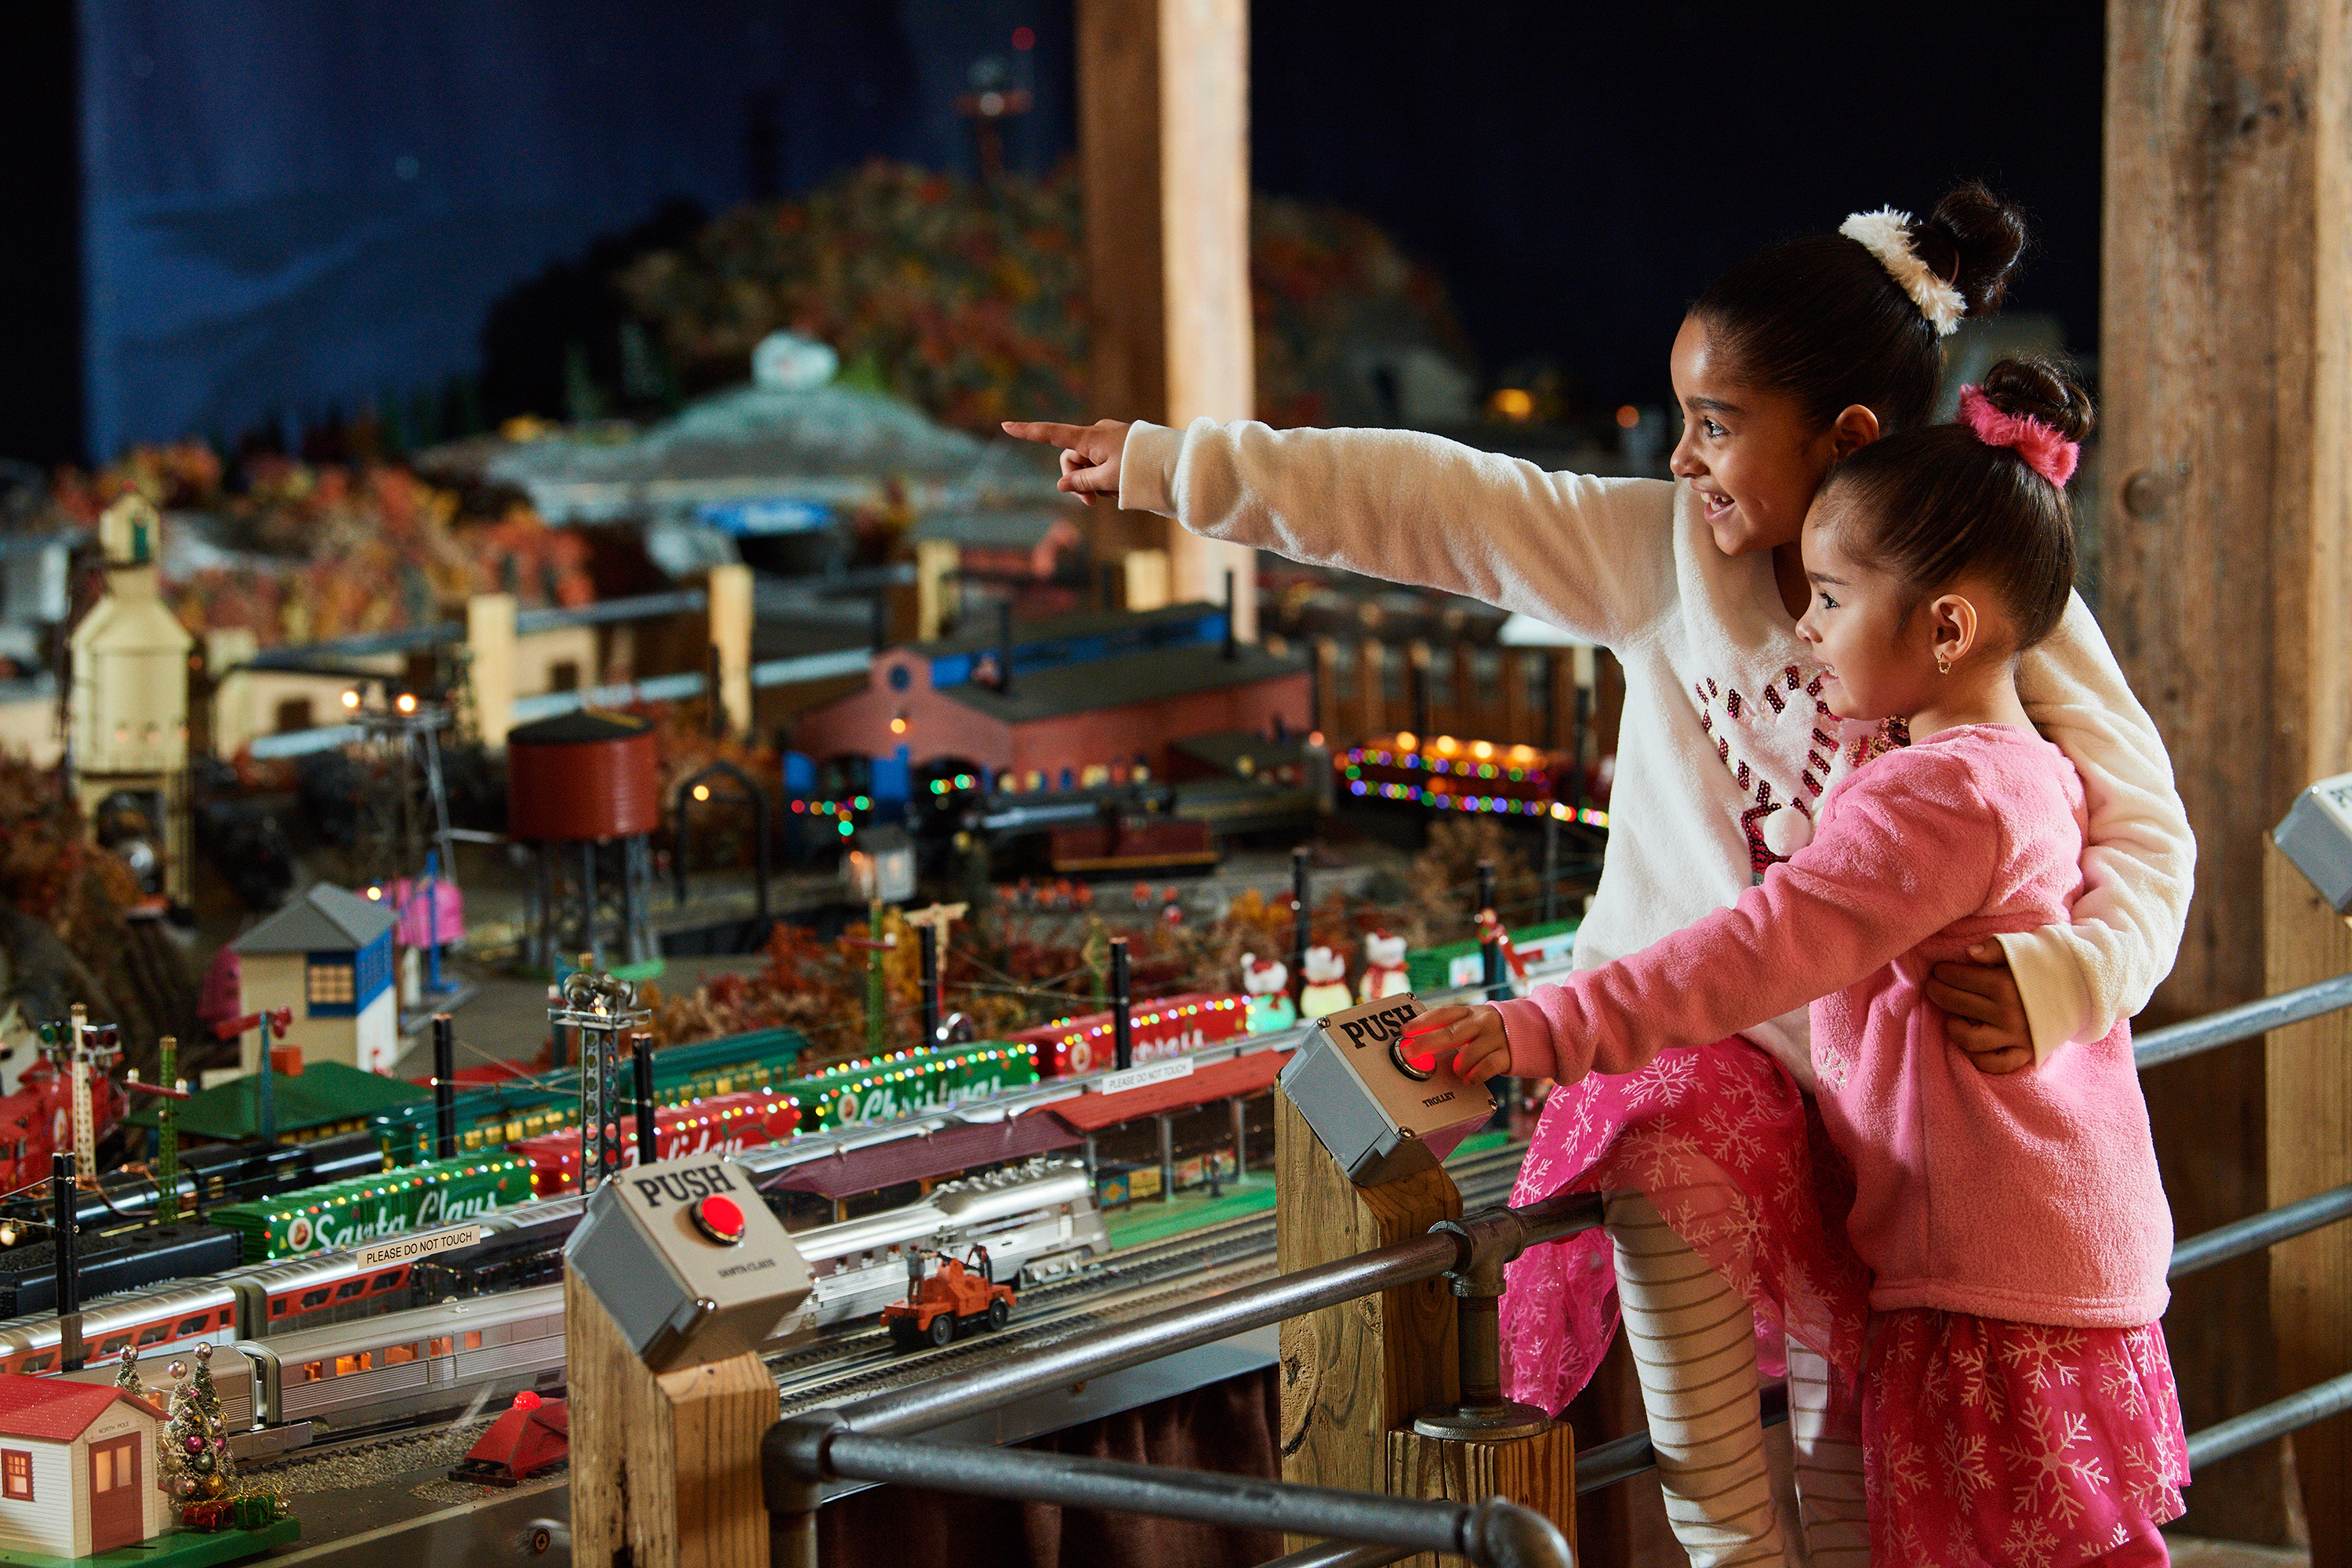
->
785, 1044, 1040, 1132
370, 1026, 811, 1164
210, 1152, 533, 1261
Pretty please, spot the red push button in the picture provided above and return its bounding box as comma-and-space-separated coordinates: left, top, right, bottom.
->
690, 1193, 746, 1245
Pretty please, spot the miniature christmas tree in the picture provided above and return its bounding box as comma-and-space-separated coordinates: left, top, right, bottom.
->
112, 1344, 143, 1400
158, 1344, 236, 1516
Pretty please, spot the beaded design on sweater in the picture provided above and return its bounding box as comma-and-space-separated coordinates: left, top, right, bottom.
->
1695, 664, 1909, 880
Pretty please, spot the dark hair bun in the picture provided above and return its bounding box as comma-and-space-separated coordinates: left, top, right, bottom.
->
1911, 182, 2030, 315
1979, 354, 2094, 443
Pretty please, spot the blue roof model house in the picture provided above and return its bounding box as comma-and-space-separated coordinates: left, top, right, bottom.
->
231, 884, 400, 1076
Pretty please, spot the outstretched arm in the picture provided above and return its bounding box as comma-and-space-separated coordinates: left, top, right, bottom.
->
2006, 594, 2197, 1061
1005, 416, 1679, 649
1489, 750, 1999, 1084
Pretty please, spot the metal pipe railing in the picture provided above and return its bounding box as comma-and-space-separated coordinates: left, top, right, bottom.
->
769, 1418, 1571, 1568
834, 1191, 1599, 1438
2132, 971, 2352, 1070
1258, 1543, 1414, 1568
2170, 1181, 2352, 1279
2187, 1368, 2352, 1470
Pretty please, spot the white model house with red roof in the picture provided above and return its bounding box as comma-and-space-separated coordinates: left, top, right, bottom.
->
0, 1374, 168, 1559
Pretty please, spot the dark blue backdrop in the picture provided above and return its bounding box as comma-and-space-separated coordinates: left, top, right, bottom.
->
5, 2, 2101, 464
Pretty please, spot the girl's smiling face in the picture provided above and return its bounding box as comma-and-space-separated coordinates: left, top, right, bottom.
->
1668, 316, 1875, 558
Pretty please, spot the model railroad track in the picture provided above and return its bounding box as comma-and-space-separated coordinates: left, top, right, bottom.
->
770, 1140, 1529, 1410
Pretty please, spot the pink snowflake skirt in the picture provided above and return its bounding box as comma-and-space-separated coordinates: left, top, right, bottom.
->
1499, 1036, 1874, 1414
1863, 1311, 2187, 1567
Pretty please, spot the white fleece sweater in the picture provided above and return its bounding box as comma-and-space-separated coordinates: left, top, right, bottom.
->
1121, 419, 2196, 1085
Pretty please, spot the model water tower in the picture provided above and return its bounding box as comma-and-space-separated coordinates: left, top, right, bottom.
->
508, 710, 660, 974
70, 495, 194, 908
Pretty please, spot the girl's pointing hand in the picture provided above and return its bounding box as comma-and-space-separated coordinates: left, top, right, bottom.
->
1001, 419, 1131, 506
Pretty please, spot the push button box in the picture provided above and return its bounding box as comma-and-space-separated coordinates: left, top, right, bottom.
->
1279, 993, 1495, 1185
563, 1156, 814, 1371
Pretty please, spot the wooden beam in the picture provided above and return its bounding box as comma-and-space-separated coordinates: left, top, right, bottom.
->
1156, 0, 1258, 641
1078, 0, 1258, 639
2104, 0, 2352, 1542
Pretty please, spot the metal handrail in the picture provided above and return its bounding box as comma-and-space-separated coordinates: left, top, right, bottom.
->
2188, 1369, 2352, 1470
768, 1190, 1604, 1566
833, 1191, 1600, 1439
2132, 971, 2352, 1070
2170, 1181, 2352, 1279
769, 1420, 1572, 1568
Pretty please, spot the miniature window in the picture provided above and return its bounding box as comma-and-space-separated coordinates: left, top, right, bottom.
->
549, 660, 580, 693
18, 1354, 51, 1374
427, 1337, 453, 1357
307, 962, 355, 1005
97, 1335, 128, 1357
299, 1289, 330, 1310
334, 1352, 371, 1375
136, 1323, 171, 1345
372, 1271, 403, 1290
335, 1278, 368, 1301
382, 1344, 418, 1366
2, 1448, 28, 1500
463, 1331, 483, 1351
274, 697, 314, 735
176, 1316, 209, 1335
299, 1361, 323, 1384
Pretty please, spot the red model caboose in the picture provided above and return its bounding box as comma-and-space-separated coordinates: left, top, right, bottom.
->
880, 1246, 1014, 1348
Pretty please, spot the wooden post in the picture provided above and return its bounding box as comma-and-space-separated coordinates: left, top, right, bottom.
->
707, 563, 754, 739
1157, 0, 1256, 641
466, 592, 517, 753
1276, 1085, 1458, 1534
1078, 0, 1257, 639
2106, 0, 2352, 1540
567, 1265, 779, 1568
2267, 841, 2352, 1566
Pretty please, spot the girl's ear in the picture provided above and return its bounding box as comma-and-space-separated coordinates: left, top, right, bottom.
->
1930, 593, 1982, 667
1828, 403, 1882, 458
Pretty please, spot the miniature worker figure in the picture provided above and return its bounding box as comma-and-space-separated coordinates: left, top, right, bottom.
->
1359, 931, 1411, 1003
1298, 946, 1352, 1019
1240, 955, 1296, 1033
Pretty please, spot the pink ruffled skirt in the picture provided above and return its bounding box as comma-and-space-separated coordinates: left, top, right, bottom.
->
1863, 1311, 2188, 1567
1500, 1036, 1875, 1413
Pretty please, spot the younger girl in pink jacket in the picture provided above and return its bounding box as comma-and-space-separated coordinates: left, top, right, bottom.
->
1437, 358, 2187, 1566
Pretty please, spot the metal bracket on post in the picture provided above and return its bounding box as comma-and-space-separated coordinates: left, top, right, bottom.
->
1413, 1209, 1551, 1443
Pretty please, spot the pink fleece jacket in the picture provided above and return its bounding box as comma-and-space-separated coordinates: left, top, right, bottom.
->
1496, 724, 2172, 1327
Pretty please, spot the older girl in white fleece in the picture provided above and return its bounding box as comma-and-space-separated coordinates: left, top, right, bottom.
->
1007, 185, 2192, 1566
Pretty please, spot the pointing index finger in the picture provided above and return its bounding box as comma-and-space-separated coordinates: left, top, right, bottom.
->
1000, 420, 1093, 449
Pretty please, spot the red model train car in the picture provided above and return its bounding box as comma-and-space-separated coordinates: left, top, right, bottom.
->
1010, 992, 1252, 1078
511, 1089, 800, 1196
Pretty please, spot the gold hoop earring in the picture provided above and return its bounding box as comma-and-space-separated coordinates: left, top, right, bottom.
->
1937, 655, 1951, 674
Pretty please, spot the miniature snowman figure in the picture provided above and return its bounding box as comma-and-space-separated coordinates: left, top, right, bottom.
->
1240, 953, 1296, 1033
1298, 946, 1352, 1019
1359, 931, 1412, 1003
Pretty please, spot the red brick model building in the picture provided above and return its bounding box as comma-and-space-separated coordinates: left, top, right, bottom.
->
790, 604, 1310, 789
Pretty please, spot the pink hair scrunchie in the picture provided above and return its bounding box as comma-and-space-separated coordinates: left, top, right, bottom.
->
1956, 385, 2080, 487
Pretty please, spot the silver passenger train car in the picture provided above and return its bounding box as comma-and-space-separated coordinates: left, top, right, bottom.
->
34, 1158, 1103, 1450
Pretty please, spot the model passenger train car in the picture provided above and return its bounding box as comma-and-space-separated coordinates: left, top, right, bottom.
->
15, 1159, 1105, 1450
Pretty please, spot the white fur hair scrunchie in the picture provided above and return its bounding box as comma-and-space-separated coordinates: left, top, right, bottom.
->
1838, 208, 1965, 336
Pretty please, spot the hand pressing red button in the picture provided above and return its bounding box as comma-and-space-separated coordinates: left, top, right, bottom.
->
690, 1193, 746, 1245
